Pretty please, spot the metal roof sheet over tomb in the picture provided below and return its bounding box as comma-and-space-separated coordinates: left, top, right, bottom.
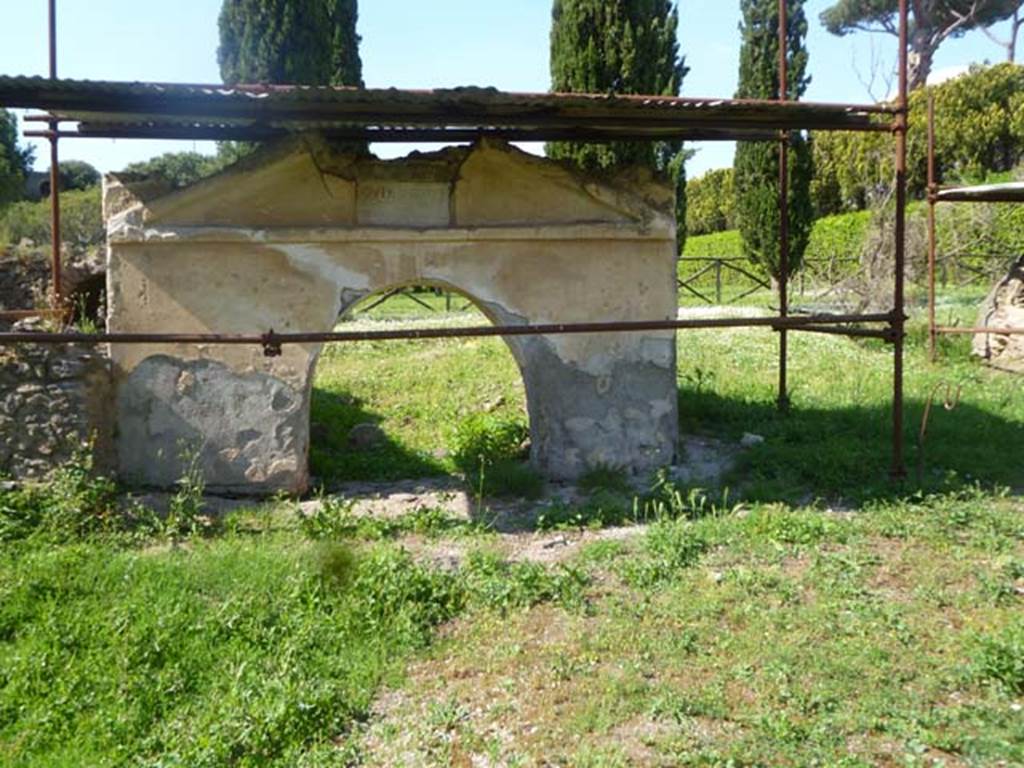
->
0, 76, 896, 143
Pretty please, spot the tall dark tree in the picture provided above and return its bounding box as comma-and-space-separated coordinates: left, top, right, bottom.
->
219, 0, 329, 85
548, 0, 690, 247
733, 0, 814, 280
218, 0, 362, 86
821, 0, 1021, 89
328, 0, 364, 87
0, 109, 34, 207
217, 0, 364, 159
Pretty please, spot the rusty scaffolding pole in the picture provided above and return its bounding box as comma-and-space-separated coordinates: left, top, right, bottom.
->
776, 0, 791, 412
891, 0, 909, 478
46, 0, 62, 308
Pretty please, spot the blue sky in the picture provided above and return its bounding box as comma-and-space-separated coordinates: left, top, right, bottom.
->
0, 0, 1016, 177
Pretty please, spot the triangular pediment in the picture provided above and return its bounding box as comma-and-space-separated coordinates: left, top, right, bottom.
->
104, 135, 675, 234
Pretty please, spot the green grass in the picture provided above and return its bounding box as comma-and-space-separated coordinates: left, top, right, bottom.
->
5, 285, 1024, 765
310, 331, 527, 485
0, 485, 588, 766
359, 492, 1024, 766
311, 288, 1024, 504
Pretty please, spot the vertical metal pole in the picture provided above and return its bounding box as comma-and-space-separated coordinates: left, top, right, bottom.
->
891, 0, 909, 478
48, 0, 63, 309
927, 94, 937, 363
715, 259, 723, 304
777, 0, 791, 411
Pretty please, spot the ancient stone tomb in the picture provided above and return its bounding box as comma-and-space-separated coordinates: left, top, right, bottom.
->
104, 137, 679, 493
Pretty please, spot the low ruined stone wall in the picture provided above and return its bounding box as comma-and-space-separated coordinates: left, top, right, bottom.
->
0, 252, 50, 329
0, 326, 114, 479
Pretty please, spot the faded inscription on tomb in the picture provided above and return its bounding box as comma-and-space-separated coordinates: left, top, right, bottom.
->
357, 181, 450, 227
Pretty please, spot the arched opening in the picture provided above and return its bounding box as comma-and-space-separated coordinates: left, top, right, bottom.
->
308, 281, 534, 493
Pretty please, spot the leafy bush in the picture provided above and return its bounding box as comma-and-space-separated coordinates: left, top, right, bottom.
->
813, 63, 1024, 214
0, 186, 102, 246
686, 167, 735, 235
682, 229, 743, 260
451, 413, 538, 497
972, 620, 1024, 694
451, 413, 528, 472
163, 444, 207, 538
121, 151, 227, 188
0, 451, 137, 543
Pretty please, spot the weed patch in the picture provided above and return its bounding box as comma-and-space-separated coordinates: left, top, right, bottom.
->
971, 620, 1024, 694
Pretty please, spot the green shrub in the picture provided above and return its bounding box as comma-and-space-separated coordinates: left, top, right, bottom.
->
59, 160, 100, 191
121, 151, 227, 188
813, 63, 1024, 213
451, 413, 528, 472
686, 167, 735, 235
621, 519, 707, 586
682, 228, 743, 260
451, 413, 539, 498
972, 620, 1024, 694
0, 451, 140, 543
0, 186, 102, 247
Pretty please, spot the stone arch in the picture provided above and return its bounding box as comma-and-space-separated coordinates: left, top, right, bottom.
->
105, 137, 680, 494
323, 277, 533, 464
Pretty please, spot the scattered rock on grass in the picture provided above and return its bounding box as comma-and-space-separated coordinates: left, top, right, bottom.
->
347, 422, 386, 450
740, 432, 765, 448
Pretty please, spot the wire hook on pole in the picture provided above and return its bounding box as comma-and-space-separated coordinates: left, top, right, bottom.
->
916, 381, 962, 485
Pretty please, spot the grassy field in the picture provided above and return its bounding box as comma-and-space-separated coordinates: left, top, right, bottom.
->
314, 286, 1020, 503
2, 287, 1023, 766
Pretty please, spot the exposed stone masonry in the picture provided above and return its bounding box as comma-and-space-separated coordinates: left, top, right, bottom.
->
0, 321, 113, 479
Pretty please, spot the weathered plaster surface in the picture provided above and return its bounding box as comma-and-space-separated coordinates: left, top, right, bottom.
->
105, 136, 679, 492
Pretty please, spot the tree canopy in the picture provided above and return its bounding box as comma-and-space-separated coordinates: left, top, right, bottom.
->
733, 0, 814, 279
547, 0, 690, 248
58, 161, 101, 192
122, 152, 228, 189
820, 0, 1022, 89
548, 0, 687, 172
217, 0, 364, 159
217, 0, 362, 86
813, 63, 1024, 214
0, 110, 34, 208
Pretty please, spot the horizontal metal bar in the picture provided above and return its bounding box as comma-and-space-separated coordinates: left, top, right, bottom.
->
934, 325, 1024, 335
23, 122, 869, 143
0, 312, 895, 348
0, 308, 67, 319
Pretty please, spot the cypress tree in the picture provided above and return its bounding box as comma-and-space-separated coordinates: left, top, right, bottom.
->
218, 0, 363, 86
733, 0, 813, 279
217, 0, 364, 157
327, 0, 364, 87
548, 0, 689, 247
219, 0, 330, 85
